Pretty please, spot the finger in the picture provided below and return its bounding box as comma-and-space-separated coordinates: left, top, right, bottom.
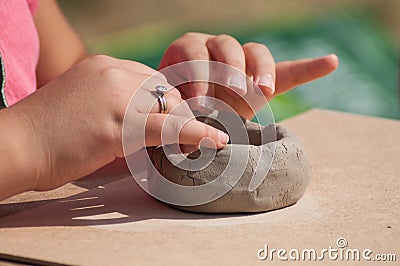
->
145, 114, 229, 148
158, 32, 212, 71
206, 34, 247, 96
180, 144, 199, 154
159, 34, 214, 112
242, 42, 276, 96
134, 83, 193, 119
275, 54, 339, 96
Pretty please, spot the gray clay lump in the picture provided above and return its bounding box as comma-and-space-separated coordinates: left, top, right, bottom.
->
148, 112, 310, 213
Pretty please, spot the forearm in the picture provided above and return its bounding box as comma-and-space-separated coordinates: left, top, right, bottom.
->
0, 109, 36, 201
34, 0, 88, 87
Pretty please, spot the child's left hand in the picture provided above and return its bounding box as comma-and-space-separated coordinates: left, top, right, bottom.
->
159, 32, 338, 119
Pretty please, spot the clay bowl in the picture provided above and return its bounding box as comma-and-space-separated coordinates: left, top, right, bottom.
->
148, 112, 310, 213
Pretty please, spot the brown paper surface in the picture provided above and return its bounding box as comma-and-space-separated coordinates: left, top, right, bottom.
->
0, 109, 398, 265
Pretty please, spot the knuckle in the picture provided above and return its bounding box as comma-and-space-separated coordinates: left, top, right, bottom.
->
182, 32, 199, 39
243, 42, 267, 51
213, 34, 237, 45
216, 34, 234, 41
90, 54, 113, 63
99, 65, 123, 80
85, 55, 123, 80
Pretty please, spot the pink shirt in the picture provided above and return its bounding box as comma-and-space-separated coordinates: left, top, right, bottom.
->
0, 0, 40, 108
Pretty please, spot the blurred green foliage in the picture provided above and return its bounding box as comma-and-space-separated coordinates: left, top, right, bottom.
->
97, 10, 399, 122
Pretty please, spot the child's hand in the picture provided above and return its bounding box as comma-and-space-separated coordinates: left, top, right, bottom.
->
3, 55, 229, 196
159, 33, 338, 119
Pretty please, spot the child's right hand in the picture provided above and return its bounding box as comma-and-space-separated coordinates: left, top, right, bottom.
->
2, 55, 229, 197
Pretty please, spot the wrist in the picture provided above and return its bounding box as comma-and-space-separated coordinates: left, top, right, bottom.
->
0, 108, 39, 200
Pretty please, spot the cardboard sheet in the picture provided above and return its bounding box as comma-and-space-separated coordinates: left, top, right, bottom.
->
0, 109, 399, 265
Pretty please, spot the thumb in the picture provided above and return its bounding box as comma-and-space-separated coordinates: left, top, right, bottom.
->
145, 113, 230, 149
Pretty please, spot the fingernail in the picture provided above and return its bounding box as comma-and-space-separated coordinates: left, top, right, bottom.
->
258, 74, 275, 94
228, 75, 247, 95
218, 130, 230, 145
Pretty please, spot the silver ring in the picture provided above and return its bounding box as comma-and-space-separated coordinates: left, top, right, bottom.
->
156, 85, 168, 114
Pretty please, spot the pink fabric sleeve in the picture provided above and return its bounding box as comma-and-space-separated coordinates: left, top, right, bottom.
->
0, 0, 40, 106
26, 0, 40, 15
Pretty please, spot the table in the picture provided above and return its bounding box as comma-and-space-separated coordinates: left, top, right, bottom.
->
0, 109, 399, 265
